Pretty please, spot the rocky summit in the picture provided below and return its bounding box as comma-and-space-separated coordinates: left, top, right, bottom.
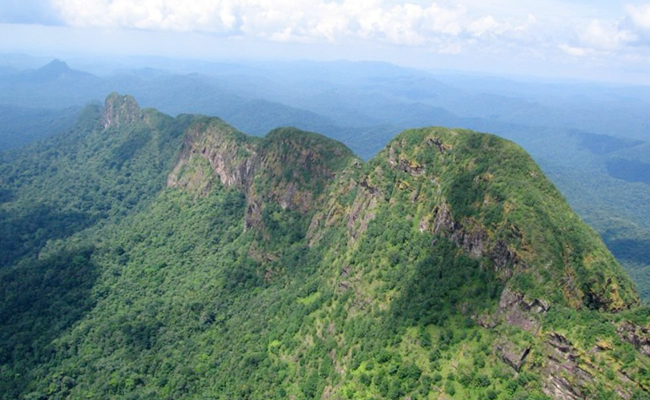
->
0, 94, 648, 400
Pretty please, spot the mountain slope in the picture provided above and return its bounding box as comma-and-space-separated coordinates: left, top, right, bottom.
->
0, 93, 193, 268
3, 58, 649, 301
0, 104, 79, 150
0, 95, 648, 400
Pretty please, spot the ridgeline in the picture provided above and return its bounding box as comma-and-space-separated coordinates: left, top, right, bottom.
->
0, 94, 648, 400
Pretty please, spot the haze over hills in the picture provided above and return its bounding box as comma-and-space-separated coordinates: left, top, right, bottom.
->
1, 94, 649, 400
2, 1, 650, 398
1, 55, 649, 299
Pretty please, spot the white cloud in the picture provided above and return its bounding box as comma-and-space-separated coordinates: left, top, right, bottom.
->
51, 0, 527, 49
623, 3, 650, 46
0, 0, 61, 25
626, 3, 650, 30
560, 3, 650, 57
559, 43, 593, 57
52, 0, 239, 32
468, 16, 498, 37
577, 20, 634, 51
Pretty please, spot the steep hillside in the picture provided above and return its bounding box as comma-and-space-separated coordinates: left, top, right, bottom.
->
0, 93, 190, 268
0, 95, 648, 400
3, 58, 650, 301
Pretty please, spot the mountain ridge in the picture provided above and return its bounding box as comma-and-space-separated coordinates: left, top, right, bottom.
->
165, 103, 638, 311
2, 56, 650, 303
0, 94, 648, 400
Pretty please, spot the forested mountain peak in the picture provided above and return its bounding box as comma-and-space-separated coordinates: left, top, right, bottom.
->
1, 94, 649, 400
372, 128, 639, 312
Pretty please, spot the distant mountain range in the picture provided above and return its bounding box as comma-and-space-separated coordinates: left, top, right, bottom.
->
1, 56, 649, 299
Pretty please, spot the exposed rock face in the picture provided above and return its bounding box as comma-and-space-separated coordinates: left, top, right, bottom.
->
451, 223, 487, 259
308, 171, 381, 248
346, 184, 379, 241
431, 201, 517, 276
168, 124, 355, 233
618, 321, 650, 357
388, 142, 427, 176
166, 125, 258, 200
496, 287, 549, 333
205, 145, 258, 189
168, 121, 259, 191
102, 93, 141, 129
432, 202, 455, 236
495, 340, 530, 372
542, 333, 595, 400
490, 239, 518, 274
426, 136, 452, 153
538, 331, 636, 400
398, 158, 425, 176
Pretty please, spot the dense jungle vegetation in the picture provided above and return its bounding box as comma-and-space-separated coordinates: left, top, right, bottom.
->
0, 94, 649, 400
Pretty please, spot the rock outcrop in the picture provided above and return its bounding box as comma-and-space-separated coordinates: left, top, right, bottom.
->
102, 93, 141, 129
168, 123, 355, 233
618, 320, 650, 358
495, 340, 530, 372
496, 287, 549, 333
542, 333, 595, 400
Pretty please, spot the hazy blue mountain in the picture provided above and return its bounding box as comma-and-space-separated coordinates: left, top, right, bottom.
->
0, 104, 80, 150
0, 60, 105, 108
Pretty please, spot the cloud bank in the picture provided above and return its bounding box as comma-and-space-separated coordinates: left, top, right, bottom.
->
0, 0, 61, 25
562, 3, 650, 56
1, 0, 648, 83
50, 0, 532, 49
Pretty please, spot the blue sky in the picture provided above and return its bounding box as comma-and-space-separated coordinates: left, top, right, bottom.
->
0, 0, 649, 83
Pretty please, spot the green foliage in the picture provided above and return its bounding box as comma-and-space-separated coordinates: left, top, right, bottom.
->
0, 245, 97, 396
1, 99, 648, 399
0, 99, 188, 269
382, 127, 638, 310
